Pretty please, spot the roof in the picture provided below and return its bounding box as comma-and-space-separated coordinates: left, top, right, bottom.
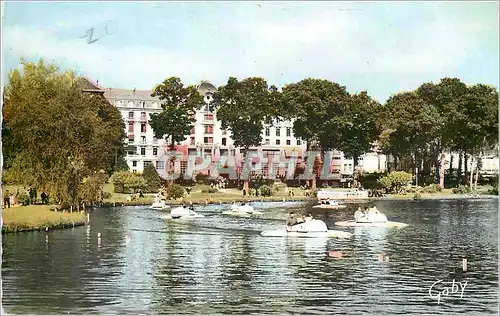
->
77, 77, 105, 94
103, 87, 159, 101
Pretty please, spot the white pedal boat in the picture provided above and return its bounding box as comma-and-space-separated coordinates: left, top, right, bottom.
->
335, 208, 407, 228
150, 199, 170, 210
163, 207, 204, 220
312, 200, 347, 210
222, 204, 263, 217
260, 219, 352, 238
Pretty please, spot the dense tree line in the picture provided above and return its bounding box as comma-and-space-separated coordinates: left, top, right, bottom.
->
2, 59, 126, 208
151, 76, 497, 191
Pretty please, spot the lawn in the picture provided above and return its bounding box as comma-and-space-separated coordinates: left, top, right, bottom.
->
2, 204, 86, 233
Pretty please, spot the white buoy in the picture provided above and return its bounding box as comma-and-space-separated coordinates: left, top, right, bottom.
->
97, 232, 101, 247
125, 233, 131, 245
462, 258, 468, 272
86, 213, 90, 224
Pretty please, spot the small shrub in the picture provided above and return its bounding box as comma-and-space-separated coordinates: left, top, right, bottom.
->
424, 183, 439, 194
453, 185, 470, 194
259, 185, 274, 197
413, 192, 422, 200
102, 192, 112, 199
166, 184, 185, 200
195, 173, 210, 185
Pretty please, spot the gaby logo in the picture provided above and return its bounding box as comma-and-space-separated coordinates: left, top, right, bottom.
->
154, 150, 346, 181
429, 279, 468, 305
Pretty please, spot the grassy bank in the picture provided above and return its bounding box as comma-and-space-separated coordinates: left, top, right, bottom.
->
2, 205, 86, 233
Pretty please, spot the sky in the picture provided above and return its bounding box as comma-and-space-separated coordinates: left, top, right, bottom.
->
2, 1, 499, 102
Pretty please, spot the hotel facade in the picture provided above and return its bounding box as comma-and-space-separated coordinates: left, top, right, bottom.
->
86, 78, 496, 181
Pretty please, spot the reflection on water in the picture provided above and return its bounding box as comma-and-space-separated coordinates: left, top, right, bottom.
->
2, 199, 498, 314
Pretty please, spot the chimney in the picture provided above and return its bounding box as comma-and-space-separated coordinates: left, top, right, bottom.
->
96, 79, 99, 86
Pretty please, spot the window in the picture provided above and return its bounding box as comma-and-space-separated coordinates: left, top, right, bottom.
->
153, 148, 158, 156
127, 150, 135, 156
264, 128, 270, 136
128, 111, 134, 119
204, 113, 214, 120
222, 129, 227, 135
286, 139, 291, 145
156, 161, 165, 170
222, 138, 227, 146
190, 137, 195, 145
140, 123, 147, 133
276, 139, 281, 145
141, 136, 146, 144
265, 139, 270, 145
140, 112, 147, 120
140, 148, 146, 156
128, 123, 134, 132
286, 128, 291, 137
204, 124, 214, 134
297, 139, 301, 145
265, 117, 273, 125
128, 134, 134, 142
276, 128, 281, 137
144, 161, 152, 166
132, 161, 137, 167
190, 127, 195, 135
204, 137, 213, 144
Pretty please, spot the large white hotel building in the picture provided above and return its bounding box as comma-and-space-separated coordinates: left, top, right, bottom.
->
82, 78, 497, 180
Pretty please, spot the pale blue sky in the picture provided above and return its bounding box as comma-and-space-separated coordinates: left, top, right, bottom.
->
2, 1, 498, 102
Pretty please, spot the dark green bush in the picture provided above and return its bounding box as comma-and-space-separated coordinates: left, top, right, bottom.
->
166, 184, 185, 199
259, 185, 274, 197
102, 192, 112, 199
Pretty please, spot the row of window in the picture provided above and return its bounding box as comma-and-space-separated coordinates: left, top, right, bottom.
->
127, 111, 149, 120
264, 139, 301, 146
265, 127, 293, 137
128, 123, 148, 133
128, 147, 159, 156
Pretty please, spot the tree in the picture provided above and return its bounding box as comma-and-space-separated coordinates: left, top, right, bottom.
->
214, 77, 278, 190
2, 58, 125, 208
282, 78, 350, 190
378, 92, 442, 180
338, 91, 381, 183
149, 77, 203, 149
149, 77, 203, 184
142, 162, 162, 193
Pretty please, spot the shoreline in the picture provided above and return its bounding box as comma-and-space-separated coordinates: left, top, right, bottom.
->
2, 205, 87, 234
98, 193, 498, 207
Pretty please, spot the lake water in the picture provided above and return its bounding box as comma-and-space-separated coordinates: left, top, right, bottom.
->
2, 199, 498, 314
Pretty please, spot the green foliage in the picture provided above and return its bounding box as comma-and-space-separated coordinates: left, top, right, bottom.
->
377, 171, 413, 193
149, 77, 203, 149
423, 183, 439, 193
259, 185, 274, 197
413, 192, 422, 200
110, 171, 130, 193
338, 92, 381, 167
282, 78, 350, 151
2, 59, 125, 206
166, 184, 185, 200
102, 192, 112, 199
359, 172, 385, 190
452, 185, 471, 194
110, 171, 147, 193
215, 77, 278, 150
142, 163, 162, 193
195, 173, 211, 185
78, 172, 108, 204
377, 176, 393, 193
